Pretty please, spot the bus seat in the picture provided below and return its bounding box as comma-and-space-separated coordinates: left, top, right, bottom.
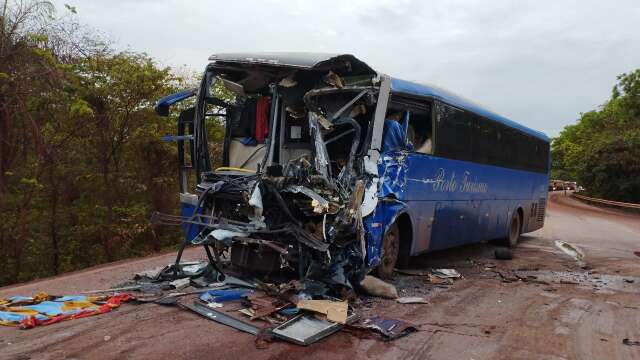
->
228, 138, 266, 171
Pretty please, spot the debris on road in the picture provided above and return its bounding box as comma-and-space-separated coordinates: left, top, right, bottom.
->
358, 316, 417, 341
0, 293, 133, 329
170, 278, 191, 290
297, 299, 348, 324
395, 269, 431, 276
272, 312, 358, 346
427, 274, 453, 285
182, 301, 261, 335
554, 240, 586, 265
396, 296, 428, 304
431, 269, 462, 279
200, 289, 253, 303
359, 275, 399, 299
623, 338, 640, 346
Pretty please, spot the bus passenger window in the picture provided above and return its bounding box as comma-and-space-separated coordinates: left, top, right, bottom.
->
409, 112, 433, 154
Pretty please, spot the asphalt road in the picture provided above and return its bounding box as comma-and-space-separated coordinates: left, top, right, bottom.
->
1, 192, 639, 360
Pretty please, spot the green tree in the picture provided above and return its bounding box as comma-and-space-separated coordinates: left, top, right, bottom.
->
551, 69, 640, 202
0, 1, 195, 285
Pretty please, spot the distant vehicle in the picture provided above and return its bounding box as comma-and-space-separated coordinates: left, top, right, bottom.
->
549, 179, 565, 191
565, 181, 577, 191
154, 52, 551, 282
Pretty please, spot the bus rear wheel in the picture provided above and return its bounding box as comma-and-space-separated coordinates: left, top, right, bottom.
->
506, 212, 521, 247
376, 223, 400, 279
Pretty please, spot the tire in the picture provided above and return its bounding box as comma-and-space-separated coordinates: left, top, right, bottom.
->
506, 212, 521, 247
376, 222, 400, 279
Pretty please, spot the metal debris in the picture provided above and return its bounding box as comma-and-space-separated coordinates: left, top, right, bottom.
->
396, 296, 428, 304
182, 301, 261, 335
272, 312, 358, 346
431, 269, 462, 279
554, 240, 585, 264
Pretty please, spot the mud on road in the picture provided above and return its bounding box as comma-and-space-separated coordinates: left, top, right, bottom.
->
1, 192, 639, 360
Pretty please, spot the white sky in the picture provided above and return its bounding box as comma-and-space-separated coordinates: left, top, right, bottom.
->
54, 0, 640, 137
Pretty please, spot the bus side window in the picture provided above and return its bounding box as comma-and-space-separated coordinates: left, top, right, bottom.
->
409, 111, 433, 154
434, 102, 472, 161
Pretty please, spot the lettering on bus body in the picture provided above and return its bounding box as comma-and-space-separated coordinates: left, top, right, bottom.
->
430, 168, 488, 194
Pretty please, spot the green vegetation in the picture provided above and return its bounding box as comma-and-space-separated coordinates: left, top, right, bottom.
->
0, 1, 196, 286
552, 70, 640, 203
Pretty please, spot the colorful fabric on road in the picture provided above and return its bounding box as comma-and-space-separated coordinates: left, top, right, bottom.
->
0, 293, 133, 329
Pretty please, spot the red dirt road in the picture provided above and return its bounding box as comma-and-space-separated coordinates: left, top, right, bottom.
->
1, 192, 639, 359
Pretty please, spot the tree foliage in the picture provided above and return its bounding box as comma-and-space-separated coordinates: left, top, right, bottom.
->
0, 1, 197, 285
551, 69, 640, 203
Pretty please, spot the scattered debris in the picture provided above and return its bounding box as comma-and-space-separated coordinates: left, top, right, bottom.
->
0, 293, 133, 329
431, 269, 462, 279
170, 278, 191, 290
427, 274, 453, 285
358, 316, 417, 341
396, 296, 428, 304
200, 289, 253, 303
554, 240, 586, 265
395, 269, 431, 276
272, 312, 358, 346
297, 300, 348, 324
359, 275, 399, 299
182, 301, 261, 335
494, 247, 513, 260
623, 338, 640, 346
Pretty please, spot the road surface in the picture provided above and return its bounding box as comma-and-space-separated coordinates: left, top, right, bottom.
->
1, 192, 639, 360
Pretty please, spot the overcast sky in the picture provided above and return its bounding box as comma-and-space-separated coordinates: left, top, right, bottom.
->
53, 0, 640, 137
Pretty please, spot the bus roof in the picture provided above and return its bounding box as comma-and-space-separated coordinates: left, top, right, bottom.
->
206, 52, 549, 142
391, 78, 549, 141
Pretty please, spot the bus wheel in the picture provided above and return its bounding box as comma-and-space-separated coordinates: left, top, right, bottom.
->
506, 212, 521, 247
377, 223, 400, 279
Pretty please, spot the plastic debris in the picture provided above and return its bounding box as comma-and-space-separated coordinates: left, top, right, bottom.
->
359, 275, 398, 299
199, 289, 253, 303
623, 338, 640, 346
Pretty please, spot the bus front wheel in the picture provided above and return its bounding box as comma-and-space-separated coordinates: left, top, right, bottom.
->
506, 212, 521, 247
376, 222, 400, 279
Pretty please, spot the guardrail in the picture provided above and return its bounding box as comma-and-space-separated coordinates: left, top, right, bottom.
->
571, 193, 640, 210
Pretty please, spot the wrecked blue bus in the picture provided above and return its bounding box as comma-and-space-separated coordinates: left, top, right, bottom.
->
154, 53, 550, 283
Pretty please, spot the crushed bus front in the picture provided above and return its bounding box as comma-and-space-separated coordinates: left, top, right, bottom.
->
153, 53, 395, 288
